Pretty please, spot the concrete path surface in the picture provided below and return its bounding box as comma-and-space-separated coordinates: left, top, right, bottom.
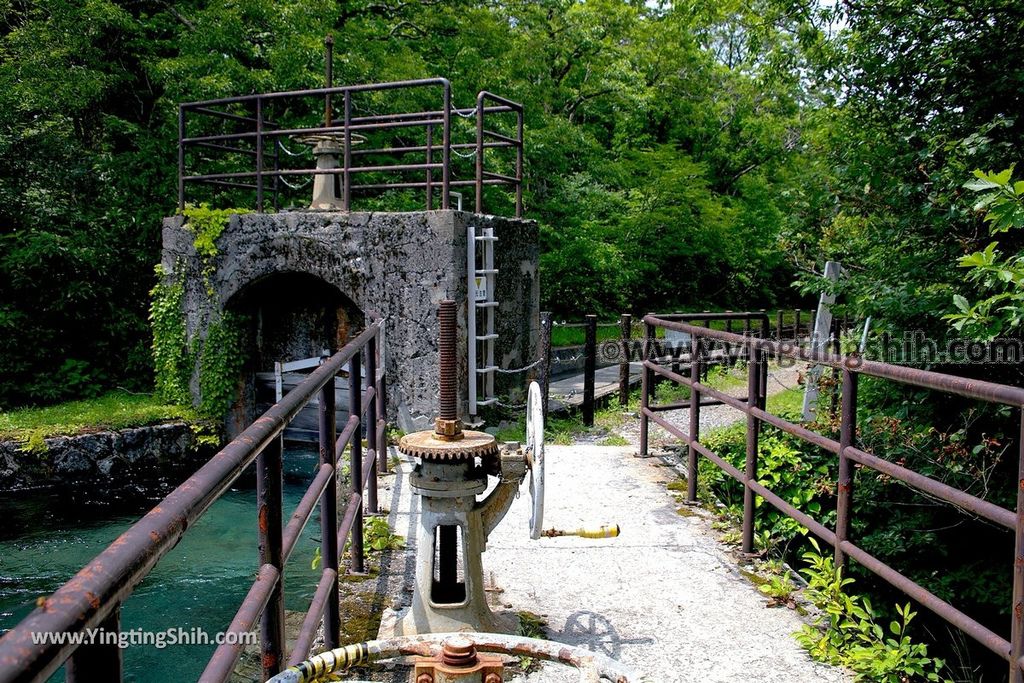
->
484, 444, 848, 683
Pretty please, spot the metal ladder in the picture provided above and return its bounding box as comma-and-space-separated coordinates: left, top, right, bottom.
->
467, 224, 498, 418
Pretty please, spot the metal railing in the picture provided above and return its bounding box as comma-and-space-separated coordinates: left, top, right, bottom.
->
639, 314, 1024, 682
177, 79, 524, 216
0, 322, 389, 683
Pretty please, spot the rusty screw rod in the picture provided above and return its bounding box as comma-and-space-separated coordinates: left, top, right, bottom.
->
436, 300, 464, 441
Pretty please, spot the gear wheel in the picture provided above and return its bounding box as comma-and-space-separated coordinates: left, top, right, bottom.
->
399, 430, 499, 461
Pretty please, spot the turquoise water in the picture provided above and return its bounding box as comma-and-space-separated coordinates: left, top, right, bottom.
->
0, 445, 326, 682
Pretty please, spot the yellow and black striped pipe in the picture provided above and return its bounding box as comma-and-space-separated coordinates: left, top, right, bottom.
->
268, 642, 372, 683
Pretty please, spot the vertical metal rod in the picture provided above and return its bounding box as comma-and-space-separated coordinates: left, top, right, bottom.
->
834, 368, 858, 569
66, 606, 122, 682
540, 312, 552, 422
438, 301, 458, 422
794, 309, 802, 342
272, 133, 281, 212
343, 91, 352, 211
425, 124, 434, 210
1010, 409, 1024, 683
742, 343, 762, 554
687, 335, 702, 504
349, 351, 365, 574
442, 83, 451, 208
365, 338, 379, 515
255, 97, 264, 212
724, 312, 734, 366
256, 436, 285, 678
177, 105, 185, 212
583, 314, 597, 427
375, 322, 388, 473
318, 359, 340, 649
618, 314, 632, 406
515, 109, 524, 217
324, 35, 333, 126
640, 319, 655, 456
475, 94, 484, 213
646, 315, 657, 402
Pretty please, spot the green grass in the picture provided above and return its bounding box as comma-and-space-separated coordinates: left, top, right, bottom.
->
765, 386, 804, 418
0, 391, 199, 445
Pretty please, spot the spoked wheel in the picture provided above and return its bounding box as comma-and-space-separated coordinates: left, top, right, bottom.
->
526, 381, 546, 540
265, 632, 646, 683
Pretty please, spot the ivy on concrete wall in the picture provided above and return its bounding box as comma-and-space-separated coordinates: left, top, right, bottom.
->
149, 207, 252, 422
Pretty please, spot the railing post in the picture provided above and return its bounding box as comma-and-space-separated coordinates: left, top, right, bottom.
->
687, 335, 702, 504
1010, 410, 1024, 683
583, 314, 597, 427
618, 313, 632, 406
255, 436, 285, 678
177, 105, 185, 212
645, 315, 657, 402
539, 312, 552, 422
255, 97, 264, 212
794, 309, 802, 342
375, 325, 388, 474
365, 338, 379, 515
349, 351, 365, 574
318, 355, 340, 649
834, 367, 858, 569
441, 82, 451, 208
425, 124, 434, 210
65, 606, 122, 682
475, 92, 484, 213
639, 317, 654, 456
343, 90, 352, 210
742, 341, 763, 554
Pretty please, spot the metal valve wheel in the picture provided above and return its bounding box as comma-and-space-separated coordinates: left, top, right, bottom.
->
525, 381, 546, 540
264, 632, 647, 683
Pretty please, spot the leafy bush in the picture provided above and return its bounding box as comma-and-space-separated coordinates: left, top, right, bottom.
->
796, 540, 947, 683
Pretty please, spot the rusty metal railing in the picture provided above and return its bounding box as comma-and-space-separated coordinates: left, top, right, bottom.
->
177, 79, 524, 216
639, 314, 1024, 682
0, 322, 389, 683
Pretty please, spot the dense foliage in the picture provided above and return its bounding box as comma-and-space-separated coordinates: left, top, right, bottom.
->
0, 0, 822, 407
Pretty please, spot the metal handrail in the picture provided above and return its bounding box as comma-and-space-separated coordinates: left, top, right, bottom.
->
639, 313, 1024, 681
177, 79, 524, 217
0, 322, 389, 683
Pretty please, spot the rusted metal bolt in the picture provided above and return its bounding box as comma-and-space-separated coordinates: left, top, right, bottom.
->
484, 674, 502, 683
416, 674, 433, 683
437, 300, 463, 437
441, 636, 477, 667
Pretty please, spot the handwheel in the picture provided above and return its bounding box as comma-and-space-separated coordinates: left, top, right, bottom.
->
525, 381, 546, 540
265, 632, 647, 682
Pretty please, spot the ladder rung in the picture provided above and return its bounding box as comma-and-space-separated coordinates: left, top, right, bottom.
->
475, 301, 500, 308
474, 235, 499, 242
474, 269, 498, 275
476, 334, 498, 341
476, 398, 497, 406
476, 366, 498, 374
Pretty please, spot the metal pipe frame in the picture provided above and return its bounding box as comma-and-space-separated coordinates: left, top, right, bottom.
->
178, 79, 524, 216
640, 313, 1024, 678
0, 322, 389, 683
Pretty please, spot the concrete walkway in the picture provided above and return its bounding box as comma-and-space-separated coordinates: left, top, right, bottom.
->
378, 439, 846, 682
487, 445, 847, 683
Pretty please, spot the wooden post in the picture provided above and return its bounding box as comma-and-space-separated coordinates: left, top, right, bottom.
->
618, 313, 632, 406
834, 367, 857, 569
583, 314, 597, 427
742, 342, 763, 555
687, 335, 702, 503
